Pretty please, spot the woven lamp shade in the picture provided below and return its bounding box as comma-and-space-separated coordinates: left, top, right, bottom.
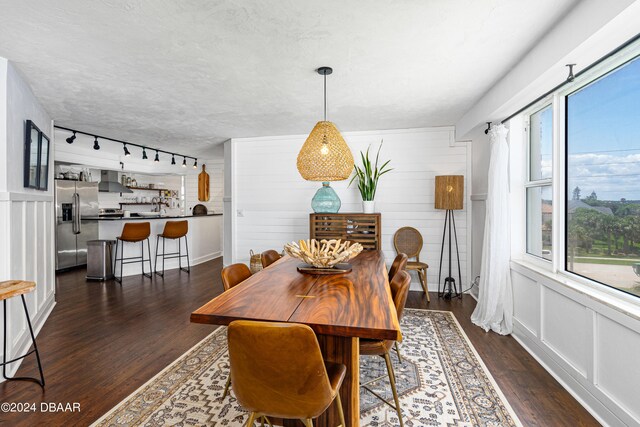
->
297, 121, 354, 181
435, 175, 464, 210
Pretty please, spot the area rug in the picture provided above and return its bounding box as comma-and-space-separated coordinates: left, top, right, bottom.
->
92, 309, 521, 427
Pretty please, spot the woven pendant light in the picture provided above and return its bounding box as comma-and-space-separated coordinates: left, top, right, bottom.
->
297, 67, 354, 182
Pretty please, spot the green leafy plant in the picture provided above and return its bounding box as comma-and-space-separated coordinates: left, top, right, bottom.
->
349, 140, 392, 201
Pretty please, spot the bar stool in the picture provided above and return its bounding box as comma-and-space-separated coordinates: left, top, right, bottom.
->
154, 220, 190, 276
0, 280, 45, 387
113, 222, 153, 283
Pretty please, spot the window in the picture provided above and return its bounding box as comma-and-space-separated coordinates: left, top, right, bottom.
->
566, 54, 640, 298
526, 104, 553, 261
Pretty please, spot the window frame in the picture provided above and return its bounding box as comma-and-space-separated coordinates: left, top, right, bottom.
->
516, 40, 640, 304
523, 100, 554, 264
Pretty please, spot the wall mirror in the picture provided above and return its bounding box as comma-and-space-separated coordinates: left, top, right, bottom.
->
24, 120, 50, 191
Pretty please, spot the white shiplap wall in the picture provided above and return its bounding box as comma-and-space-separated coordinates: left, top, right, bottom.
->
228, 127, 471, 291
185, 160, 223, 214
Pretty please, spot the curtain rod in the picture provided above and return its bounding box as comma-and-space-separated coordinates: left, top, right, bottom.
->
54, 125, 197, 161
501, 32, 640, 124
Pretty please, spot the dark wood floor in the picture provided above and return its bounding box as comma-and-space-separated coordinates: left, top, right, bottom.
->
0, 259, 598, 426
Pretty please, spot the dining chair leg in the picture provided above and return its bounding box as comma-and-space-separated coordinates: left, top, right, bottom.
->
222, 374, 231, 399
422, 268, 431, 302
302, 419, 313, 427
384, 351, 404, 427
335, 392, 346, 427
245, 412, 258, 427
418, 269, 428, 297
394, 341, 403, 364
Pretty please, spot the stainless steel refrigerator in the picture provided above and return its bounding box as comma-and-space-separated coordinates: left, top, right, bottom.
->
55, 180, 99, 270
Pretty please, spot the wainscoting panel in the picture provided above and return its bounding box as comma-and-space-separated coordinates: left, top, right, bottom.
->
541, 286, 590, 378
595, 314, 640, 421
511, 261, 640, 427
511, 270, 539, 336
230, 128, 471, 291
0, 196, 56, 379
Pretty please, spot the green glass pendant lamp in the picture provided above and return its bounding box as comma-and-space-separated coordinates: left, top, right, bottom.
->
297, 67, 354, 213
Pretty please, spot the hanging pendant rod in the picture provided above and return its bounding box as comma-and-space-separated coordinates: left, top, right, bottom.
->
501, 32, 640, 124
54, 125, 196, 161
317, 66, 333, 122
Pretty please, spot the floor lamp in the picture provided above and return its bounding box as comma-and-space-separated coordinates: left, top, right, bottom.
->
435, 175, 464, 300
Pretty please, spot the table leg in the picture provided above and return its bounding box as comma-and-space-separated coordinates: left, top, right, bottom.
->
317, 334, 359, 427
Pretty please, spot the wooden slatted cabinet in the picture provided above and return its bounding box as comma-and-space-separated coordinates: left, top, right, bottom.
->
310, 213, 381, 250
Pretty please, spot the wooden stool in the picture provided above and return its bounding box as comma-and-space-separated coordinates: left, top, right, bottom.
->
154, 220, 190, 277
113, 222, 153, 283
0, 280, 44, 387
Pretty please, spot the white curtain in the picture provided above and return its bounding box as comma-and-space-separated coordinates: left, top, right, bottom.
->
471, 124, 513, 335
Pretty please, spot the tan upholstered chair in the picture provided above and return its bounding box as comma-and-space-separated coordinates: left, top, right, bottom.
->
388, 253, 408, 281
393, 227, 430, 302
228, 320, 347, 427
360, 270, 411, 427
260, 250, 282, 268
220, 262, 252, 399
221, 263, 252, 292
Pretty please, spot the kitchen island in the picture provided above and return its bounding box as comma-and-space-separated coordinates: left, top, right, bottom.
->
93, 213, 222, 278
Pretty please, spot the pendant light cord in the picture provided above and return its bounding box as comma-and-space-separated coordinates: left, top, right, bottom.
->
323, 72, 327, 122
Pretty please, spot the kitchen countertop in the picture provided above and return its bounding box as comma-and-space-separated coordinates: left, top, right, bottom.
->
82, 213, 222, 221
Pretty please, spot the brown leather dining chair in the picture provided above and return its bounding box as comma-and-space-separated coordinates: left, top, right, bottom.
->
388, 253, 408, 281
220, 262, 253, 399
260, 250, 282, 268
393, 227, 430, 302
228, 320, 347, 427
221, 263, 252, 292
360, 270, 411, 427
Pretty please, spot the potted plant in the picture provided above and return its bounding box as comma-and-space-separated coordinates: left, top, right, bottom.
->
349, 140, 392, 213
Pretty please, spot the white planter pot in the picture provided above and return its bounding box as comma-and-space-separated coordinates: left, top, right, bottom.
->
363, 200, 375, 213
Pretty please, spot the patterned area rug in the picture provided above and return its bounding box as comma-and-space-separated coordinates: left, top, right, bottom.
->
93, 309, 521, 426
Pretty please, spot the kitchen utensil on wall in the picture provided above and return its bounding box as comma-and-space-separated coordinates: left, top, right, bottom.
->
198, 164, 210, 201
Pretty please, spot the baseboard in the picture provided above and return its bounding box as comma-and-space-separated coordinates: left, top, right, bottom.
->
191, 251, 222, 266
0, 294, 56, 380
512, 322, 624, 427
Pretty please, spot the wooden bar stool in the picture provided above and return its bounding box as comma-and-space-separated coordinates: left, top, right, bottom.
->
154, 220, 190, 277
0, 280, 44, 387
113, 222, 153, 283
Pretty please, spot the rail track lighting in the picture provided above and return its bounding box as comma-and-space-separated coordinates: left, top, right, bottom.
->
56, 126, 198, 168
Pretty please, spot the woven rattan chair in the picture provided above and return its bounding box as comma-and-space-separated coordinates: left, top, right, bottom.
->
393, 227, 430, 302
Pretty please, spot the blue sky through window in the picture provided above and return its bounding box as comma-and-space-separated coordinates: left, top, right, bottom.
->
567, 55, 640, 201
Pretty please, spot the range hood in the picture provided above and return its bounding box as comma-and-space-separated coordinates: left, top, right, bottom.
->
99, 170, 133, 193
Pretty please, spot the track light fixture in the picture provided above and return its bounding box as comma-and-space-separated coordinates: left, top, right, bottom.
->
56, 126, 198, 168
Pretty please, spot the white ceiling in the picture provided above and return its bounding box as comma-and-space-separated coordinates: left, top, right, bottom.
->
0, 0, 576, 157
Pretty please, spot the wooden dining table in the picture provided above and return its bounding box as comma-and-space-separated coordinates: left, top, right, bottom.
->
191, 250, 401, 427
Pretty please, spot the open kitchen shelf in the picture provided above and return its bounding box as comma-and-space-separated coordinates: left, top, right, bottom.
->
126, 186, 170, 192
119, 202, 169, 206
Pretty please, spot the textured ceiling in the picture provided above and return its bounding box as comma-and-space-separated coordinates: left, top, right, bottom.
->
0, 0, 575, 157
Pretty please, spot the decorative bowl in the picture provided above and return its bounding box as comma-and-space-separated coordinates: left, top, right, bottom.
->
284, 239, 363, 269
